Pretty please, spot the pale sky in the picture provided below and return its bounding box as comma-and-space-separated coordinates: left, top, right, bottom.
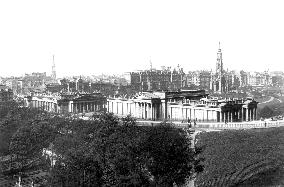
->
0, 0, 283, 78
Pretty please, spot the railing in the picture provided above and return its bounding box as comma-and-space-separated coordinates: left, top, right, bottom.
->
195, 120, 284, 129
136, 119, 284, 130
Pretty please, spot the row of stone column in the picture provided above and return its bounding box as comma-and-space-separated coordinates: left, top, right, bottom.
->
107, 100, 163, 120
70, 101, 103, 113
107, 101, 130, 116
31, 100, 57, 112
221, 107, 257, 122
169, 107, 218, 122
135, 102, 150, 119
135, 102, 162, 120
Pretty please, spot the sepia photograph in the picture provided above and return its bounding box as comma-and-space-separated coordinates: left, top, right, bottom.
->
0, 0, 284, 186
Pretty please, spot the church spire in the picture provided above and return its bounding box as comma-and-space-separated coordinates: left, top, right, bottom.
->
218, 41, 221, 52
215, 42, 223, 93
149, 56, 152, 70
52, 55, 56, 80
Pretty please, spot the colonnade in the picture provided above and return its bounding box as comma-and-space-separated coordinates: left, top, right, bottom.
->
30, 99, 58, 112
28, 98, 106, 114
134, 102, 163, 120
70, 101, 105, 113
220, 107, 257, 122
107, 99, 258, 122
107, 99, 163, 120
168, 106, 219, 122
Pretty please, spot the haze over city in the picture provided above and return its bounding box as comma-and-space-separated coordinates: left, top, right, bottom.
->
1, 0, 284, 77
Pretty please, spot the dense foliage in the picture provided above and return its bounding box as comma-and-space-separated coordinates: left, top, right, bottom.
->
195, 128, 284, 186
0, 102, 202, 187
0, 101, 51, 156
50, 114, 202, 186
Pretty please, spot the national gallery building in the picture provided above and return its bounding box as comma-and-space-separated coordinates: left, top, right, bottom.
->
24, 92, 106, 114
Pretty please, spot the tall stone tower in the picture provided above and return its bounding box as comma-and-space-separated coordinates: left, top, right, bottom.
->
52, 55, 56, 80
215, 42, 223, 93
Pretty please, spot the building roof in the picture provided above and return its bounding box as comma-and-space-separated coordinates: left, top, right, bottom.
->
58, 93, 106, 103
133, 92, 161, 99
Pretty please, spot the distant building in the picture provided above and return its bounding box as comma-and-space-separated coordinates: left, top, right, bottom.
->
186, 71, 200, 87
17, 79, 24, 94
46, 83, 62, 93
271, 75, 283, 87
22, 72, 53, 90
223, 71, 241, 92
3, 78, 18, 93
26, 72, 47, 77
247, 71, 271, 87
240, 70, 249, 87
59, 77, 119, 96
199, 71, 212, 90
130, 66, 186, 92
271, 71, 284, 87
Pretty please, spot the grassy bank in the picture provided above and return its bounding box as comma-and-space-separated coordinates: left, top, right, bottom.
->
195, 127, 284, 186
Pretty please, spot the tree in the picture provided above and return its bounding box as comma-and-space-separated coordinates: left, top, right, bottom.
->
140, 123, 203, 186
0, 102, 50, 156
49, 113, 203, 186
50, 115, 106, 186
8, 120, 57, 175
51, 134, 104, 186
0, 100, 19, 118
101, 115, 150, 186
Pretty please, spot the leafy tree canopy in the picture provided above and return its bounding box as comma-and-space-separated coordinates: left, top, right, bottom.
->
1, 101, 203, 187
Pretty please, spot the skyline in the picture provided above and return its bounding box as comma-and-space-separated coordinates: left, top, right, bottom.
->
1, 0, 284, 78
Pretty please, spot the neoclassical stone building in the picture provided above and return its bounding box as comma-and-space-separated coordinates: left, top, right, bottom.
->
107, 92, 164, 120
57, 93, 107, 114
24, 93, 59, 113
24, 90, 258, 122
24, 92, 107, 114
107, 90, 258, 122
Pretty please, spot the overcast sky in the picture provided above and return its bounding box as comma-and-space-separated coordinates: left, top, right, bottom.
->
0, 0, 283, 78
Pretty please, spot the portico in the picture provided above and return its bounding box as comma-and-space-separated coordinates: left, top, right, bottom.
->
220, 99, 258, 122
107, 93, 164, 120
58, 93, 107, 114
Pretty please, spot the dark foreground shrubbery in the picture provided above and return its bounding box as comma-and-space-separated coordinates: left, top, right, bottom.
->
49, 113, 203, 186
0, 102, 203, 187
